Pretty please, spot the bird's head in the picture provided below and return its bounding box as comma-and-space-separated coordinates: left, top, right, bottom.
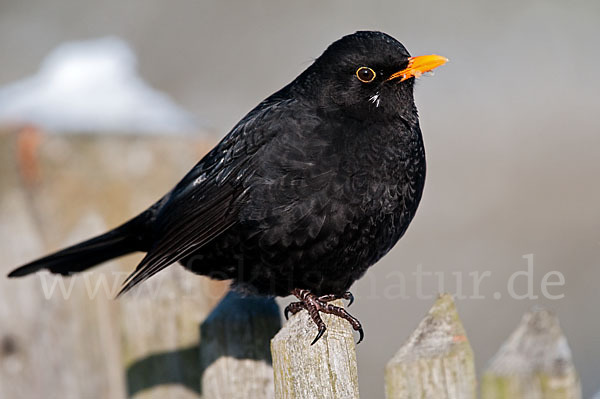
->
295, 31, 447, 121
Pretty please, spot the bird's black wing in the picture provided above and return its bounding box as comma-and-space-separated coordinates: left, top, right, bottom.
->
117, 96, 297, 295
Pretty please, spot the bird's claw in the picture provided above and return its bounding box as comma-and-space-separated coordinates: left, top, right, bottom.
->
356, 326, 364, 344
284, 301, 305, 320
311, 325, 327, 346
342, 291, 354, 307
288, 288, 364, 345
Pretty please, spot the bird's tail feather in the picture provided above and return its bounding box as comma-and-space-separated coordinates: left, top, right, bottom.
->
7, 214, 150, 278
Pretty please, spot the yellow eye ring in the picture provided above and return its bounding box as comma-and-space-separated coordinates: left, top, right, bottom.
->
356, 67, 376, 83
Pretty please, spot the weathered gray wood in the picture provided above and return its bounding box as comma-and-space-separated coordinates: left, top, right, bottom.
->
0, 130, 225, 399
271, 300, 359, 399
481, 308, 580, 399
385, 294, 476, 399
199, 290, 281, 399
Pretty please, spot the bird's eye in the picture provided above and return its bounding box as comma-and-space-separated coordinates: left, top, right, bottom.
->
356, 67, 376, 83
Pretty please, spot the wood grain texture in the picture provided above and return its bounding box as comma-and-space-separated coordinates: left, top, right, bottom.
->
385, 294, 476, 399
271, 300, 359, 399
481, 309, 580, 399
199, 290, 281, 399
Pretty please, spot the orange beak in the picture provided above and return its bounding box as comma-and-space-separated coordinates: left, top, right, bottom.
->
388, 54, 448, 82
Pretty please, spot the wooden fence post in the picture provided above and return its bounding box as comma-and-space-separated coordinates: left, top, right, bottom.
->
481, 308, 580, 399
271, 300, 360, 399
199, 290, 281, 399
385, 294, 476, 399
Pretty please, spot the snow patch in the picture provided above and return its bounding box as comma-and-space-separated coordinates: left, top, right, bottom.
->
0, 37, 198, 134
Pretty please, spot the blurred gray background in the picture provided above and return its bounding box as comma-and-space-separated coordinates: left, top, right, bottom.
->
1, 0, 599, 397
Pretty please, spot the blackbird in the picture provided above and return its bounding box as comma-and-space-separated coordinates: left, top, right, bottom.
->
8, 31, 447, 344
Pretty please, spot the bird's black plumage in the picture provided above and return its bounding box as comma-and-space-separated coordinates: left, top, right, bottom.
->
8, 31, 445, 341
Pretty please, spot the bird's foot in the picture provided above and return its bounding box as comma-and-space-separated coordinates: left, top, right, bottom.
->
284, 288, 363, 345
